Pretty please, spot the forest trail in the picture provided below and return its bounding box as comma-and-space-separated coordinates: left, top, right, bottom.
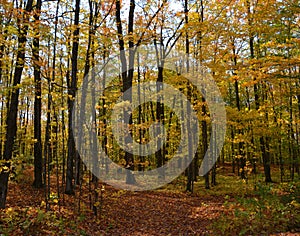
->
2, 167, 298, 235
4, 169, 224, 235
103, 190, 224, 235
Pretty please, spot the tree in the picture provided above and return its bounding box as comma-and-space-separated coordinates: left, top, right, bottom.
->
115, 0, 136, 184
32, 0, 43, 188
0, 0, 34, 209
66, 0, 81, 195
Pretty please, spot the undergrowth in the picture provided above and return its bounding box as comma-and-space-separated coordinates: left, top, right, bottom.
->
210, 181, 300, 235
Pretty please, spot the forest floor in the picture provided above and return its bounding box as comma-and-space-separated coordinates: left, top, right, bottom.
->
0, 165, 299, 235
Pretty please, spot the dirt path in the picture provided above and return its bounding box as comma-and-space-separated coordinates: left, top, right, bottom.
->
5, 175, 225, 235
100, 190, 224, 235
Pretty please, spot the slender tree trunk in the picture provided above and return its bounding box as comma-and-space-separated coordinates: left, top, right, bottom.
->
197, 0, 209, 189
184, 0, 195, 193
66, 0, 80, 194
115, 0, 136, 184
202, 97, 209, 189
91, 24, 99, 216
156, 66, 165, 179
0, 11, 11, 160
33, 0, 43, 188
60, 32, 70, 204
153, 31, 167, 180
232, 43, 246, 179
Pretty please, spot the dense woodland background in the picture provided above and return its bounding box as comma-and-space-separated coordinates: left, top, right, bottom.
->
0, 0, 299, 235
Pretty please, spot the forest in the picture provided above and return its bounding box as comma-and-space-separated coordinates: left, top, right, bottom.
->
0, 0, 299, 235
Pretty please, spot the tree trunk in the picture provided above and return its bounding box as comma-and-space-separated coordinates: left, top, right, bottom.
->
232, 44, 246, 179
115, 0, 136, 184
66, 0, 80, 194
184, 0, 194, 193
33, 0, 43, 188
202, 96, 209, 190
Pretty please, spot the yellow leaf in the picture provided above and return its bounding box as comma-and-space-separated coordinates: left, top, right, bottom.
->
7, 207, 13, 212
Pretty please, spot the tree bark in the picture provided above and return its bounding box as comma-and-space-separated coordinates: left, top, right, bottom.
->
115, 0, 136, 184
66, 0, 80, 194
33, 0, 43, 188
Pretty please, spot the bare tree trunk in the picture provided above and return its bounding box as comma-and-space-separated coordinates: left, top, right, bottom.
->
33, 0, 43, 188
115, 0, 136, 184
66, 0, 80, 194
184, 0, 195, 193
196, 0, 209, 189
232, 43, 246, 179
